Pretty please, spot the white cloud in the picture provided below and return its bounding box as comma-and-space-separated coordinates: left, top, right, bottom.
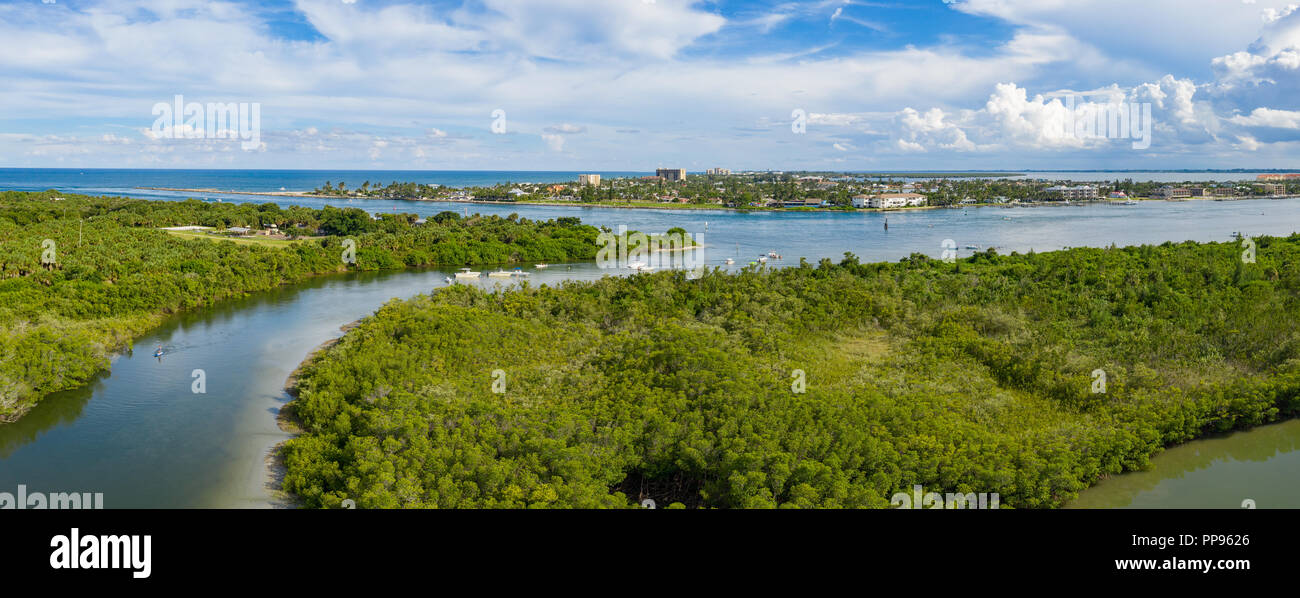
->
541, 134, 566, 152
544, 124, 587, 134
4, 0, 1300, 169
1230, 107, 1300, 128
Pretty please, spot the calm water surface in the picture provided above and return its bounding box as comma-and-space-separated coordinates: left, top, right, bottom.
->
1070, 420, 1300, 509
2, 170, 1300, 507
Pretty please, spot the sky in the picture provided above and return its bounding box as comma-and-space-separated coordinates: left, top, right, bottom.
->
3, 0, 1300, 171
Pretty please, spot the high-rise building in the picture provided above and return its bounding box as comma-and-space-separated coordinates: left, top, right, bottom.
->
656, 168, 686, 182
707, 168, 731, 176
578, 174, 601, 186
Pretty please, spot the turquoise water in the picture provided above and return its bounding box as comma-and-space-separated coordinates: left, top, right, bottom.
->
0, 168, 647, 192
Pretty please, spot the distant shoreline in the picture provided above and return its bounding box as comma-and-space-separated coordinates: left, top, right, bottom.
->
134, 186, 1298, 214
138, 186, 318, 198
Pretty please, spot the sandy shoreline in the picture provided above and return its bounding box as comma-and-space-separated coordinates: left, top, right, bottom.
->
266, 318, 363, 509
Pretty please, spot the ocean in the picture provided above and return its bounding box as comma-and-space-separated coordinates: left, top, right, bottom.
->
0, 168, 1282, 201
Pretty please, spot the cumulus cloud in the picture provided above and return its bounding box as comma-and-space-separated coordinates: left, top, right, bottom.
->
3, 0, 1300, 168
541, 134, 567, 152
864, 75, 1228, 154
1230, 107, 1300, 128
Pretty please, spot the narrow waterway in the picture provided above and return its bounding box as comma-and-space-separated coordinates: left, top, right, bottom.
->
1069, 419, 1300, 509
3, 198, 1300, 507
0, 264, 611, 507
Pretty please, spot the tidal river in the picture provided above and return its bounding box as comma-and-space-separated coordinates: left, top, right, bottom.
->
2, 197, 1300, 507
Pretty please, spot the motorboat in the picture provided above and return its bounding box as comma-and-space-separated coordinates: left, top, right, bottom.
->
534, 264, 549, 269
454, 268, 481, 279
488, 269, 513, 278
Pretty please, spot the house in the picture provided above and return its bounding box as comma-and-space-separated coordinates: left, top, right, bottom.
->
868, 193, 927, 209
1151, 186, 1191, 199
1044, 185, 1098, 200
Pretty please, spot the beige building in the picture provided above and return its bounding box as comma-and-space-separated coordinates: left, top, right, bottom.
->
656, 168, 686, 182
578, 174, 601, 186
1151, 186, 1191, 199
1044, 185, 1098, 200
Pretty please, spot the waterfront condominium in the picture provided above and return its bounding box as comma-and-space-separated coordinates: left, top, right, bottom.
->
656, 168, 687, 182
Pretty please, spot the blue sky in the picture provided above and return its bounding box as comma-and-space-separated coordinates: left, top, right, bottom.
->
3, 0, 1300, 170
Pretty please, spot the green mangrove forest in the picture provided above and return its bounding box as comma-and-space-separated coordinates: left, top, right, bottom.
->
283, 238, 1300, 508
0, 191, 600, 421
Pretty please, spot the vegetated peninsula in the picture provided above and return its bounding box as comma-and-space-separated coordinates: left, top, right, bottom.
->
282, 240, 1300, 508
303, 171, 1298, 210
0, 191, 602, 422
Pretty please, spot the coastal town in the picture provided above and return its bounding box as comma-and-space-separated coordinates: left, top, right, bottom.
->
305, 170, 1300, 211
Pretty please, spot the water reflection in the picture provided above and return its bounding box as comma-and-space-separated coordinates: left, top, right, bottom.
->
1070, 419, 1300, 508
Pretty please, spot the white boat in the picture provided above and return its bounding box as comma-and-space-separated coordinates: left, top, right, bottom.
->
627, 261, 648, 270
534, 264, 549, 269
965, 244, 980, 250
758, 256, 768, 263
1123, 200, 1138, 205
444, 276, 453, 283
510, 269, 529, 277
768, 251, 779, 258
724, 258, 735, 265
454, 268, 481, 279
488, 269, 513, 278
